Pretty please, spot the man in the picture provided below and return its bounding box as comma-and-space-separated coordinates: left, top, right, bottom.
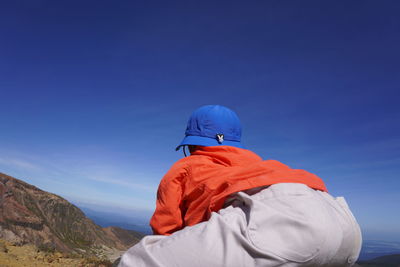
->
120, 105, 362, 267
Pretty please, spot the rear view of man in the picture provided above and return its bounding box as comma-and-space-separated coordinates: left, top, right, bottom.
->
120, 105, 362, 267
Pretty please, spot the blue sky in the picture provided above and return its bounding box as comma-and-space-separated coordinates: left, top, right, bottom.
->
1, 1, 399, 240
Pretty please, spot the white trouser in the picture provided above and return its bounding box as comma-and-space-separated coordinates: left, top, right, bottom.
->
119, 183, 362, 267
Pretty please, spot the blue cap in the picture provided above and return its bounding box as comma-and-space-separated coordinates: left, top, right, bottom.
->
176, 105, 243, 150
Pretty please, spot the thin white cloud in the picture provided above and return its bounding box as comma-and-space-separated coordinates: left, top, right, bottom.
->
0, 149, 158, 206
60, 187, 155, 212
85, 175, 156, 192
65, 194, 154, 215
0, 157, 42, 171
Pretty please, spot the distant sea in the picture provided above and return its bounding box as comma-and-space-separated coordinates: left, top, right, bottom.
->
78, 206, 153, 235
359, 240, 400, 260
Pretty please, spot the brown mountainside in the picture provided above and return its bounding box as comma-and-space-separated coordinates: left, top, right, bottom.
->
0, 172, 142, 256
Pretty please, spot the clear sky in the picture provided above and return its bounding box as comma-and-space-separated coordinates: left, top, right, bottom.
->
1, 1, 399, 241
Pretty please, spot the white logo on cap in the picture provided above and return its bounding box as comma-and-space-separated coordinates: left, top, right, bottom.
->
216, 134, 224, 144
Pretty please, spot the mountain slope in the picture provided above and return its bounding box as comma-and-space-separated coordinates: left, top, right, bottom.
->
0, 172, 142, 256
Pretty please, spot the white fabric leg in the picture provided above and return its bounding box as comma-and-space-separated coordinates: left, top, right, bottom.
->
119, 183, 361, 267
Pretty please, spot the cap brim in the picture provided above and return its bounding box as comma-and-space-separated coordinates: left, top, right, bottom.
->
175, 135, 243, 151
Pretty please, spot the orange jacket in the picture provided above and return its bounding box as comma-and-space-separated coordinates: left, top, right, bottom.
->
150, 146, 327, 235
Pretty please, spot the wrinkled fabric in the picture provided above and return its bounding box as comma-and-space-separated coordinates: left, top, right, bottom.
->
151, 146, 327, 235
120, 183, 362, 267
